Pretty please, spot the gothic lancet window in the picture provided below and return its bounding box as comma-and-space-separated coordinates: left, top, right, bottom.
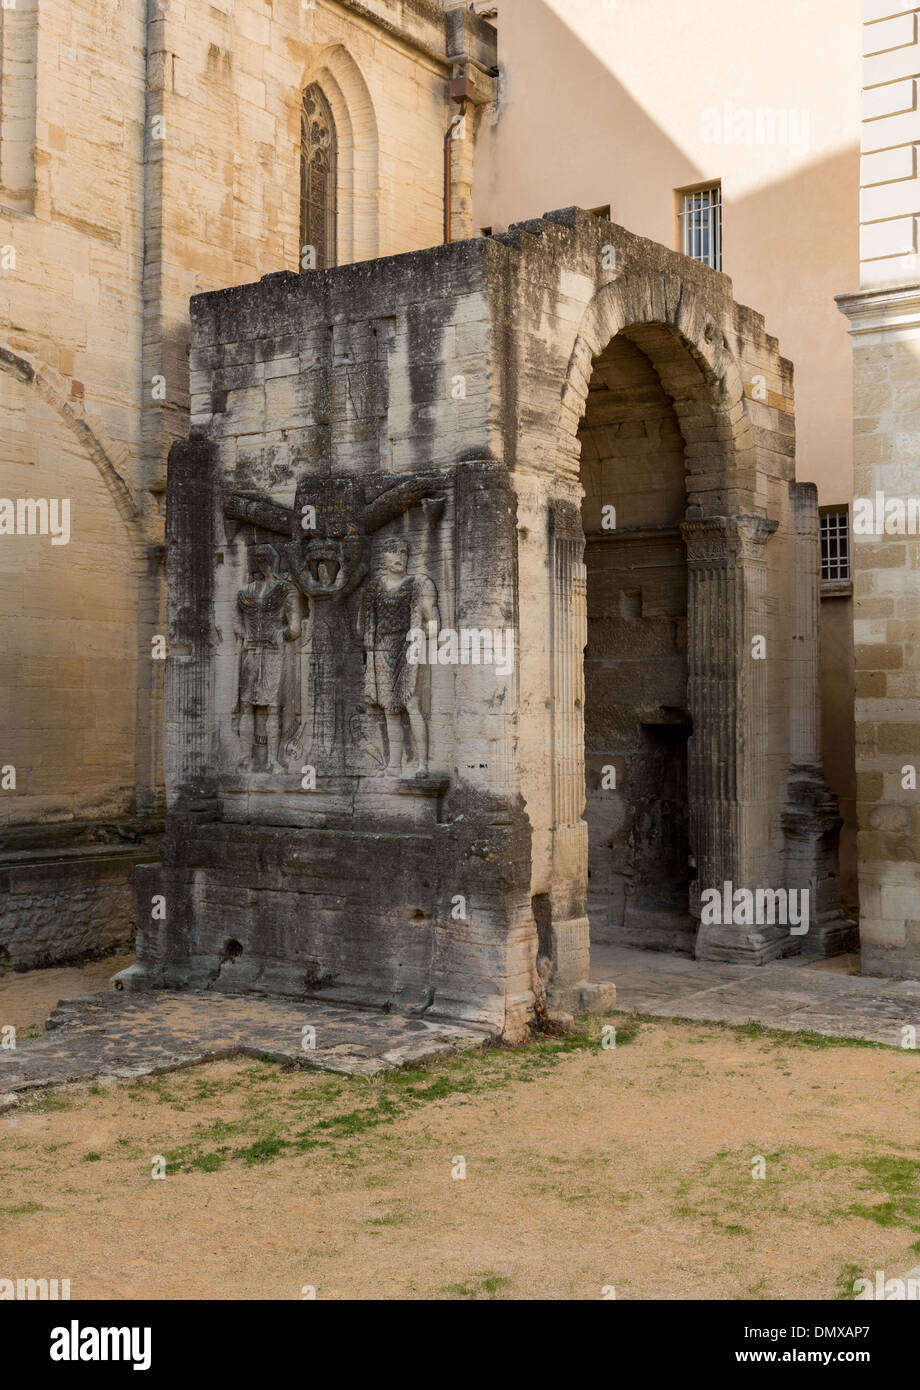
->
300, 84, 337, 270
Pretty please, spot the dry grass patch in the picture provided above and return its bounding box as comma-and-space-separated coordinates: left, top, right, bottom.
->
1, 1013, 919, 1299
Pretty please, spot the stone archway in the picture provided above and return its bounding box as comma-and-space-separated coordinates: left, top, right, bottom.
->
578, 331, 693, 952
504, 210, 851, 1005
0, 346, 145, 827
0, 341, 166, 821
130, 208, 851, 1036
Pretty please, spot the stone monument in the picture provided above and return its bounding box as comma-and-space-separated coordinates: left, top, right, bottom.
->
120, 210, 852, 1035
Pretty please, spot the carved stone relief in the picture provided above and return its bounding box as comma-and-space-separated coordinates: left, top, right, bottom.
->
359, 537, 439, 777
233, 544, 302, 773
222, 471, 446, 783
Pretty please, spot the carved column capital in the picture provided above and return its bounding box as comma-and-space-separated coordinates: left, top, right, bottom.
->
681, 512, 778, 564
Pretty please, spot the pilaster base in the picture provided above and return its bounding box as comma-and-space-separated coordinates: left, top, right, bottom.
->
695, 922, 799, 965
798, 911, 859, 958
547, 977, 617, 1016
782, 765, 853, 958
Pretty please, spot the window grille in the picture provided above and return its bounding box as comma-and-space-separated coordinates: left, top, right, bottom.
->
679, 185, 722, 270
820, 510, 851, 583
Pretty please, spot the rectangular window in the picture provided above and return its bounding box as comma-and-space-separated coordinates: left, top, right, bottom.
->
679, 184, 722, 270
820, 509, 851, 583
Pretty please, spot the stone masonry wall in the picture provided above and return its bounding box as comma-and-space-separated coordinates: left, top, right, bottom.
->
837, 0, 920, 978
851, 326, 920, 975
0, 0, 148, 836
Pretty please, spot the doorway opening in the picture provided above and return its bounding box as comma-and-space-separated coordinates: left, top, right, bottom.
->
578, 330, 695, 953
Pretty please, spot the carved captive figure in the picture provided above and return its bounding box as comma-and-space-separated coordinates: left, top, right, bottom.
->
233, 545, 302, 773
361, 537, 439, 777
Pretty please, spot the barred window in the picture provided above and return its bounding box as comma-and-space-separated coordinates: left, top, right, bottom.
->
679, 184, 722, 271
820, 510, 850, 583
300, 84, 337, 271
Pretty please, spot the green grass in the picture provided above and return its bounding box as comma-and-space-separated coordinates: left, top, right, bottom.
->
624, 1013, 902, 1052
188, 1151, 227, 1173
834, 1263, 864, 1300
23, 1010, 920, 1210
17, 1088, 73, 1114
732, 1022, 886, 1051
671, 1144, 835, 1234
145, 1013, 637, 1174
839, 1154, 920, 1232
46, 1008, 920, 1183
366, 1202, 417, 1229
234, 1136, 288, 1165
0, 1201, 44, 1217
443, 1271, 512, 1300
669, 1140, 920, 1288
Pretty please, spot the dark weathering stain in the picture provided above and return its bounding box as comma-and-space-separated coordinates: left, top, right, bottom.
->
166, 434, 219, 803
485, 244, 518, 474
405, 301, 444, 469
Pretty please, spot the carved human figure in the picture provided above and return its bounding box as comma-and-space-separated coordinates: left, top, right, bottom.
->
284, 530, 368, 767
233, 545, 302, 773
360, 538, 439, 778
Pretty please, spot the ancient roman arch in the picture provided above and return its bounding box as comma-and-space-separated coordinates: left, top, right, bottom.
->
124, 209, 851, 1036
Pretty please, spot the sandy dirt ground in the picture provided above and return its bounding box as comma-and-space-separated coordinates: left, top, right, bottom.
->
0, 954, 134, 1033
2, 961, 920, 1300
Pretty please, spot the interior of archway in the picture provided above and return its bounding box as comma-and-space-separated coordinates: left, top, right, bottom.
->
578, 332, 695, 953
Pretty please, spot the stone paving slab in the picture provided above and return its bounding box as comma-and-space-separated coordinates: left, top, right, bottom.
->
590, 943, 920, 1046
5, 944, 920, 1110
0, 990, 492, 1109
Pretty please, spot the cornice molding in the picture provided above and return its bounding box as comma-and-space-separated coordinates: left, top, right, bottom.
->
836, 283, 920, 341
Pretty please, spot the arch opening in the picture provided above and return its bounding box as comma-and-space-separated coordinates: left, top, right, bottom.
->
578, 330, 696, 954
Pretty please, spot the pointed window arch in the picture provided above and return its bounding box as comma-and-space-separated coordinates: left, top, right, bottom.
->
300, 84, 337, 270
